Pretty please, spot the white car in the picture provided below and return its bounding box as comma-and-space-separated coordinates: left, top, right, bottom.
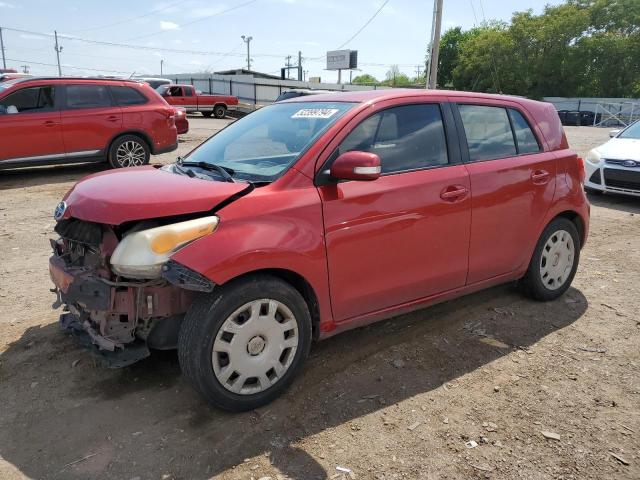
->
584, 120, 640, 197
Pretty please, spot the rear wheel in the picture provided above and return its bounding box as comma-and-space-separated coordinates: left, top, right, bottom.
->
214, 104, 227, 119
178, 274, 312, 411
108, 135, 150, 168
520, 217, 580, 301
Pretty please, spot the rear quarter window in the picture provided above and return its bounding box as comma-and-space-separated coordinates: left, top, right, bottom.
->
508, 109, 541, 154
111, 86, 148, 106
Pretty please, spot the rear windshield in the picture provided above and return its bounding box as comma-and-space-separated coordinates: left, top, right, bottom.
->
184, 101, 356, 182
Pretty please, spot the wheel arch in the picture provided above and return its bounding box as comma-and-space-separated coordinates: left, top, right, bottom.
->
220, 268, 321, 341
106, 130, 152, 156
553, 210, 586, 248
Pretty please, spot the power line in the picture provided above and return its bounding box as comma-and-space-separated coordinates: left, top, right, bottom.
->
308, 0, 391, 61
67, 0, 191, 33
0, 26, 284, 58
4, 57, 134, 75
335, 0, 391, 50
124, 0, 260, 41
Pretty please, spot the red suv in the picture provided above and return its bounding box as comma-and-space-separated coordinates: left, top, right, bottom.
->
49, 89, 589, 411
0, 77, 177, 169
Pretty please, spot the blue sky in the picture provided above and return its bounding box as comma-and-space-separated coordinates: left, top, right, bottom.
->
0, 0, 563, 82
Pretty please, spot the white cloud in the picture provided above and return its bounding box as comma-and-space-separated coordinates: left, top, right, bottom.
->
159, 20, 180, 31
19, 33, 47, 41
0, 2, 16, 8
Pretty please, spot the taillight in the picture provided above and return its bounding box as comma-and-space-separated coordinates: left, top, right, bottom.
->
166, 109, 175, 126
576, 156, 586, 184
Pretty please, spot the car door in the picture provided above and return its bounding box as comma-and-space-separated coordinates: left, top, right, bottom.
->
59, 83, 122, 158
317, 100, 471, 322
453, 101, 556, 284
0, 84, 64, 162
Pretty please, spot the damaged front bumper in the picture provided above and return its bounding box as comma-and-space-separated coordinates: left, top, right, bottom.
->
49, 254, 201, 368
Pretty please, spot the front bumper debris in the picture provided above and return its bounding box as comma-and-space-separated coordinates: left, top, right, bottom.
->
59, 312, 150, 368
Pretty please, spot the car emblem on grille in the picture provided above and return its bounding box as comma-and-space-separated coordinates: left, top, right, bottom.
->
623, 160, 638, 168
53, 201, 67, 221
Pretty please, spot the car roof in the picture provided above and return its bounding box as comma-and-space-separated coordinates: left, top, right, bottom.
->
5, 76, 145, 86
283, 88, 538, 106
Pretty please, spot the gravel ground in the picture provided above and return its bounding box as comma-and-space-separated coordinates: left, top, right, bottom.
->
0, 120, 638, 480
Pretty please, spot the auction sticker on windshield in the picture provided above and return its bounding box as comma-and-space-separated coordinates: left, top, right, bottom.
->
291, 108, 339, 119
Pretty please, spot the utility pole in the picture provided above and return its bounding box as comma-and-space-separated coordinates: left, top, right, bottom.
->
426, 0, 443, 89
0, 27, 6, 70
297, 50, 302, 81
303, 70, 308, 82
21, 65, 29, 74
54, 30, 63, 77
415, 64, 422, 81
285, 55, 292, 79
241, 35, 252, 71
160, 59, 163, 76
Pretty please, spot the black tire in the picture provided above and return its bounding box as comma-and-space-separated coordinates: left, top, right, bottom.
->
107, 134, 150, 169
178, 274, 312, 411
214, 104, 227, 119
202, 111, 213, 118
520, 217, 580, 301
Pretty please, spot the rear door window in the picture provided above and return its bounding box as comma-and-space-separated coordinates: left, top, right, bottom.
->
458, 105, 517, 161
337, 103, 449, 173
65, 85, 112, 109
508, 109, 541, 154
111, 86, 148, 106
0, 86, 55, 113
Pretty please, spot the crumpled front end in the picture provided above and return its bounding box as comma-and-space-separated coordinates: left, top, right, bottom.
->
49, 218, 211, 368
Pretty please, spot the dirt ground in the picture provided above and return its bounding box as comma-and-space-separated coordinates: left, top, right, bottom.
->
0, 121, 638, 480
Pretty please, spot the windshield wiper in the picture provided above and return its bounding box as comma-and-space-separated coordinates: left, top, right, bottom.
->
176, 158, 236, 183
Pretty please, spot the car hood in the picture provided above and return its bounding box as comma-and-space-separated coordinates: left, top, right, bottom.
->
596, 138, 640, 160
62, 166, 250, 225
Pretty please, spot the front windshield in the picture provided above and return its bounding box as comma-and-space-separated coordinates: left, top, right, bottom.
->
0, 78, 22, 92
618, 121, 640, 140
183, 101, 356, 181
156, 85, 169, 95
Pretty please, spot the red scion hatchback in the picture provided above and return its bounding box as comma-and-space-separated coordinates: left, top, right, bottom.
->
49, 89, 589, 411
0, 77, 177, 169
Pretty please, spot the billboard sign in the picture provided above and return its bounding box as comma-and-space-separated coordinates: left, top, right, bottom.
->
327, 50, 358, 70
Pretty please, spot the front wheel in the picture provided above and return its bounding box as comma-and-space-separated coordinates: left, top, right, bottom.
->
178, 275, 312, 411
520, 217, 580, 301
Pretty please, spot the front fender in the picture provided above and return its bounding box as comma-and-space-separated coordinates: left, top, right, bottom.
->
170, 186, 334, 329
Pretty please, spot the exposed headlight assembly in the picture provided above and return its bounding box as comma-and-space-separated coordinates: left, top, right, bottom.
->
110, 216, 219, 279
585, 149, 601, 166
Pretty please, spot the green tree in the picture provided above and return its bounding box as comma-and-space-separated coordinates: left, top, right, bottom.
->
352, 74, 379, 85
382, 65, 412, 87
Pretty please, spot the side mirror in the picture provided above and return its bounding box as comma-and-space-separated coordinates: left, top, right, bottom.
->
330, 151, 381, 181
609, 129, 621, 138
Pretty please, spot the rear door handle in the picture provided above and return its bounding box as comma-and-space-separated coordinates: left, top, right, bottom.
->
106, 115, 119, 122
440, 185, 469, 202
531, 170, 551, 184
43, 120, 59, 127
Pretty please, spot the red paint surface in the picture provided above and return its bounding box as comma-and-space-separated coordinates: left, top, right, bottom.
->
0, 78, 177, 161
57, 89, 589, 338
